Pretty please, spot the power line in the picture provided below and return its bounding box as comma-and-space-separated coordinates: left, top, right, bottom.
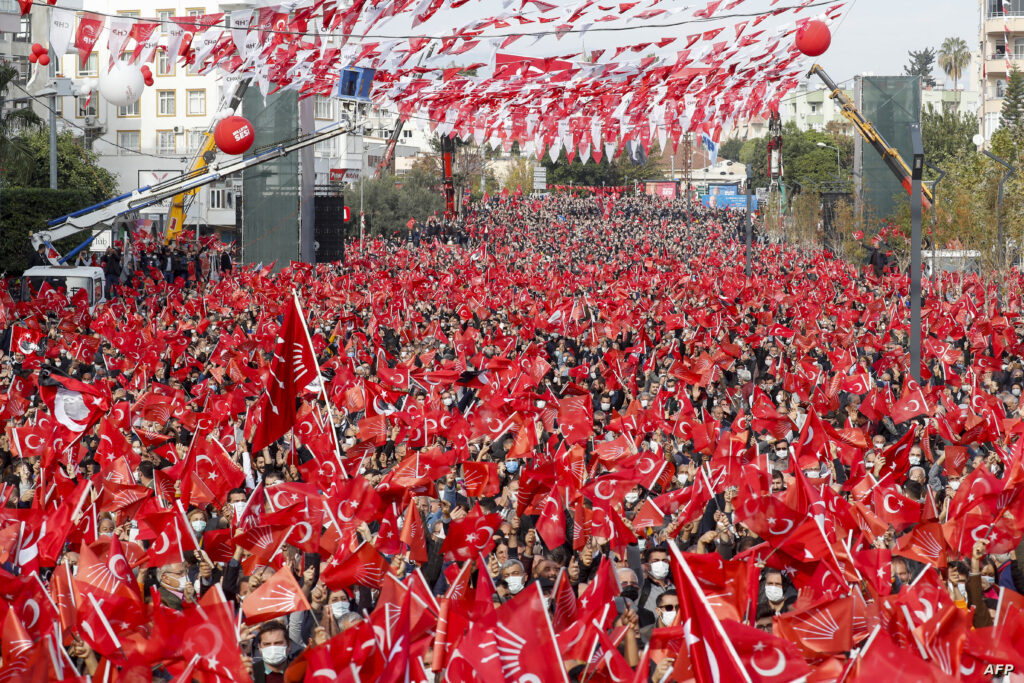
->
8, 79, 192, 161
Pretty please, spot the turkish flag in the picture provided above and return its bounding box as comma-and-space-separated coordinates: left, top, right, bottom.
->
721, 619, 810, 683
534, 492, 567, 549
668, 543, 753, 683
399, 502, 428, 563
9, 326, 43, 355
250, 293, 320, 453
441, 508, 501, 562
890, 376, 931, 423
558, 393, 593, 444
490, 583, 569, 682
871, 485, 921, 530
242, 565, 311, 623
38, 368, 110, 437
322, 542, 392, 591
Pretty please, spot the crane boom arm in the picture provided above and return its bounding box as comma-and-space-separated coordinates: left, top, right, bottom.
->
807, 64, 933, 209
35, 120, 359, 250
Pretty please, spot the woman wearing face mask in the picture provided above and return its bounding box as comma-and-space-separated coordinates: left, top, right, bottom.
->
155, 562, 194, 611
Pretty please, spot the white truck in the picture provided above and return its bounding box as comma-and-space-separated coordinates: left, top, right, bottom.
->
21, 265, 106, 310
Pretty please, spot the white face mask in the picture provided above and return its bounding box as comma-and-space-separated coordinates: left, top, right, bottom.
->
601, 402, 611, 411
535, 400, 545, 409
166, 574, 188, 592
232, 502, 247, 519
650, 560, 670, 580
949, 480, 961, 491
640, 400, 649, 408
190, 520, 206, 534
956, 582, 966, 595
764, 585, 784, 603
331, 601, 350, 620
982, 575, 995, 587
443, 397, 453, 407
676, 474, 688, 484
909, 456, 921, 466
260, 645, 287, 666
625, 491, 639, 504
344, 437, 357, 447
658, 607, 676, 626
505, 575, 525, 594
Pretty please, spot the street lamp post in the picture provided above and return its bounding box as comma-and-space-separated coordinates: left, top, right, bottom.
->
923, 160, 946, 285
745, 164, 752, 277
816, 141, 841, 178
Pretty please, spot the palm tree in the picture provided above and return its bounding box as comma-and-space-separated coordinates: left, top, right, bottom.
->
937, 37, 971, 94
0, 60, 44, 186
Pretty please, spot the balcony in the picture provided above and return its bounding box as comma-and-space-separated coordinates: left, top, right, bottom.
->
985, 52, 1024, 75
985, 11, 1024, 33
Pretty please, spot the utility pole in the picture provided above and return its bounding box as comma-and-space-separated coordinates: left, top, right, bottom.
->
745, 164, 752, 277
909, 124, 923, 383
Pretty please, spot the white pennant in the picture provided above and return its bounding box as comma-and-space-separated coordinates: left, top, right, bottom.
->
49, 8, 74, 60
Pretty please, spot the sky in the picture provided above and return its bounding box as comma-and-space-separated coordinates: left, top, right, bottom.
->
815, 0, 978, 88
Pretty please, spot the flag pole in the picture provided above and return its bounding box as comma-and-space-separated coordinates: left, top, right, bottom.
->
292, 290, 349, 478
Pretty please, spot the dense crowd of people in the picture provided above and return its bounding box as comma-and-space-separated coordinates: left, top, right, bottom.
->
1, 192, 1023, 682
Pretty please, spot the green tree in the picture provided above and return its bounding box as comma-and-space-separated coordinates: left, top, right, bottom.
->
904, 48, 937, 87
937, 37, 970, 91
8, 129, 117, 199
719, 137, 744, 163
359, 165, 445, 236
541, 143, 663, 188
0, 60, 44, 187
502, 156, 533, 192
1001, 68, 1024, 132
736, 123, 854, 194
921, 103, 976, 170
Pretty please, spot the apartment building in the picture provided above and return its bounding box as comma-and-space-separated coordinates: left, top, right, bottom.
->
979, 0, 1024, 139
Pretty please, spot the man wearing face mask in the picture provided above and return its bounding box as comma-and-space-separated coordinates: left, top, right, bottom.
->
636, 546, 673, 627
155, 562, 194, 611
501, 560, 528, 596
251, 621, 293, 683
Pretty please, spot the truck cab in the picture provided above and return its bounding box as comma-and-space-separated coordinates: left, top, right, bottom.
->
21, 266, 106, 310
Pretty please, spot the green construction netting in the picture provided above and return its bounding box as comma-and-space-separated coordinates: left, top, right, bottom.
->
858, 75, 921, 220
241, 89, 300, 270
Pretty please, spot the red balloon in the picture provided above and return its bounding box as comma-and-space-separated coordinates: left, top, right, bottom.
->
38, 54, 50, 66
28, 53, 37, 64
214, 116, 255, 155
31, 43, 46, 55
795, 20, 831, 57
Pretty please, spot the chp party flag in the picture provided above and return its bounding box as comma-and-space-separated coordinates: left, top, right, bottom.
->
242, 564, 311, 623
249, 292, 321, 453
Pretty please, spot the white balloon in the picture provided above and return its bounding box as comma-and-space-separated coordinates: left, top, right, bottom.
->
100, 64, 145, 107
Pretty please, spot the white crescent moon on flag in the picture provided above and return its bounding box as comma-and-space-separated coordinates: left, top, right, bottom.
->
767, 518, 794, 536
749, 647, 787, 678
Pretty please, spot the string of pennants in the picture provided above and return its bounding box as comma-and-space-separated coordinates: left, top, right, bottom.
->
35, 0, 845, 161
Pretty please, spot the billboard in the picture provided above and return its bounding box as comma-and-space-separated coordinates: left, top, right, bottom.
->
701, 194, 757, 211
644, 181, 678, 198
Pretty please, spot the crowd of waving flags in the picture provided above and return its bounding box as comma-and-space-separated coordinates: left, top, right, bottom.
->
1, 192, 1023, 681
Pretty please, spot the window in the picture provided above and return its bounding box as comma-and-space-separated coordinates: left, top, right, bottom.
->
78, 53, 98, 78
1016, 38, 1024, 59
403, 130, 413, 138
118, 100, 140, 117
158, 10, 173, 34
157, 90, 176, 116
156, 49, 174, 76
11, 55, 30, 84
187, 89, 206, 116
14, 16, 30, 42
157, 130, 176, 154
997, 79, 1008, 98
315, 139, 336, 156
117, 10, 140, 17
76, 96, 97, 118
209, 188, 233, 209
810, 104, 818, 114
117, 131, 141, 154
314, 95, 333, 120
187, 129, 206, 153
187, 8, 205, 17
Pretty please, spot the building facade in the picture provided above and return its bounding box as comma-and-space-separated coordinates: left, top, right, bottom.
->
979, 0, 1024, 140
